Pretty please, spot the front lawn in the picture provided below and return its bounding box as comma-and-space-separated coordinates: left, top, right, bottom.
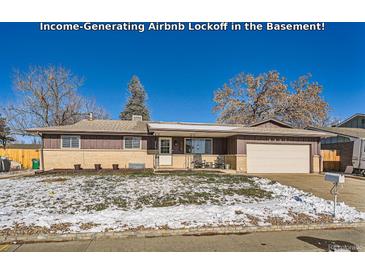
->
0, 173, 364, 235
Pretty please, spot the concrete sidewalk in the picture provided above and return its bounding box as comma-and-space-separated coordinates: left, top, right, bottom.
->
1, 227, 364, 252
252, 174, 365, 212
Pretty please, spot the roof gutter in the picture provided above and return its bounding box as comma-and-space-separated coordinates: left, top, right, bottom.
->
26, 130, 150, 136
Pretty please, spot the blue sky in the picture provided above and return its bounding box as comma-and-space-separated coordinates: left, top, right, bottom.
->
0, 22, 364, 123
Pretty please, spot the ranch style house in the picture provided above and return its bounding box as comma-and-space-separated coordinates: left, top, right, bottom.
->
27, 115, 333, 173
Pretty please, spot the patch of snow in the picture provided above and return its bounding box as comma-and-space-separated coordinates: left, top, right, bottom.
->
0, 175, 364, 233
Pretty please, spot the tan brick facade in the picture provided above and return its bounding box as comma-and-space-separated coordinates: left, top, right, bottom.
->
236, 155, 247, 173
42, 149, 154, 170
312, 154, 322, 173
42, 150, 321, 173
40, 133, 322, 173
159, 154, 244, 170
164, 155, 224, 169
223, 155, 237, 170
170, 154, 191, 169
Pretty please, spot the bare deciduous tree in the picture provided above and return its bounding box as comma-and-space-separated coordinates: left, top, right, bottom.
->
213, 71, 329, 128
5, 66, 108, 134
0, 114, 15, 148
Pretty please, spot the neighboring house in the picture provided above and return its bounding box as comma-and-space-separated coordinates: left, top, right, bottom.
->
334, 113, 365, 128
27, 116, 332, 173
308, 113, 365, 173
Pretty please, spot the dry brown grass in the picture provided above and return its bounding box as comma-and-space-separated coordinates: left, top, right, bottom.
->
40, 177, 68, 183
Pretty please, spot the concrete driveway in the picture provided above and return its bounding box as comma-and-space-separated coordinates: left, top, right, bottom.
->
252, 174, 365, 212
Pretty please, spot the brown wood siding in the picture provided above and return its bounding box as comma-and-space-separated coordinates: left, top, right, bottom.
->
43, 134, 61, 149
235, 135, 320, 155
213, 138, 227, 154
146, 136, 157, 150
82, 135, 122, 149
227, 136, 237, 154
172, 137, 184, 154
43, 134, 320, 158
43, 134, 154, 150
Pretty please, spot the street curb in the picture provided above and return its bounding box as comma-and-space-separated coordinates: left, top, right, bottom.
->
1, 221, 365, 244
345, 175, 365, 181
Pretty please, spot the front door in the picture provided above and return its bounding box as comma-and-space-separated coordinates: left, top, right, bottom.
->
159, 137, 172, 166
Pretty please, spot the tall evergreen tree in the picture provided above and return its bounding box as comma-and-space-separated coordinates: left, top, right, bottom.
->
120, 75, 150, 120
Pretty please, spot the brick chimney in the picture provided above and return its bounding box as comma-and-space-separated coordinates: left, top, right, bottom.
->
132, 115, 143, 121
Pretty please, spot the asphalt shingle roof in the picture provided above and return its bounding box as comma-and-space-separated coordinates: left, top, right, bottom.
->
233, 126, 332, 137
27, 119, 334, 137
27, 119, 148, 134
308, 127, 365, 139
148, 122, 332, 137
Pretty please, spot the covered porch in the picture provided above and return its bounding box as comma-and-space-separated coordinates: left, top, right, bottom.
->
155, 153, 236, 170
149, 125, 237, 170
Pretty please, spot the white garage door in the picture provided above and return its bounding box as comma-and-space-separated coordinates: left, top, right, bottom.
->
247, 144, 310, 173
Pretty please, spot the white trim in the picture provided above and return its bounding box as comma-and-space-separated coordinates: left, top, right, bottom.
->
123, 136, 142, 150
61, 135, 81, 149
184, 137, 213, 154
159, 137, 172, 154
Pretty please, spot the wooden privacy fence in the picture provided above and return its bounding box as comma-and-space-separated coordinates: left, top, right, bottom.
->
0, 148, 40, 169
321, 149, 341, 172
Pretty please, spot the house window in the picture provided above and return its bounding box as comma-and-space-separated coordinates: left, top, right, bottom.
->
159, 138, 171, 154
124, 136, 141, 149
185, 138, 212, 154
61, 135, 80, 149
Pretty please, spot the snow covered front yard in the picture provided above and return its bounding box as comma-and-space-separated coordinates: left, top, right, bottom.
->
0, 173, 364, 235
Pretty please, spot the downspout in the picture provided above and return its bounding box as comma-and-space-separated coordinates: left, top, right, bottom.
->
147, 124, 158, 170
358, 138, 364, 169
154, 134, 158, 169
352, 137, 362, 170
318, 138, 322, 173
189, 133, 193, 170
38, 132, 45, 172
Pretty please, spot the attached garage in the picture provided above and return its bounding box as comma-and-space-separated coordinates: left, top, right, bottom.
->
247, 144, 310, 173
